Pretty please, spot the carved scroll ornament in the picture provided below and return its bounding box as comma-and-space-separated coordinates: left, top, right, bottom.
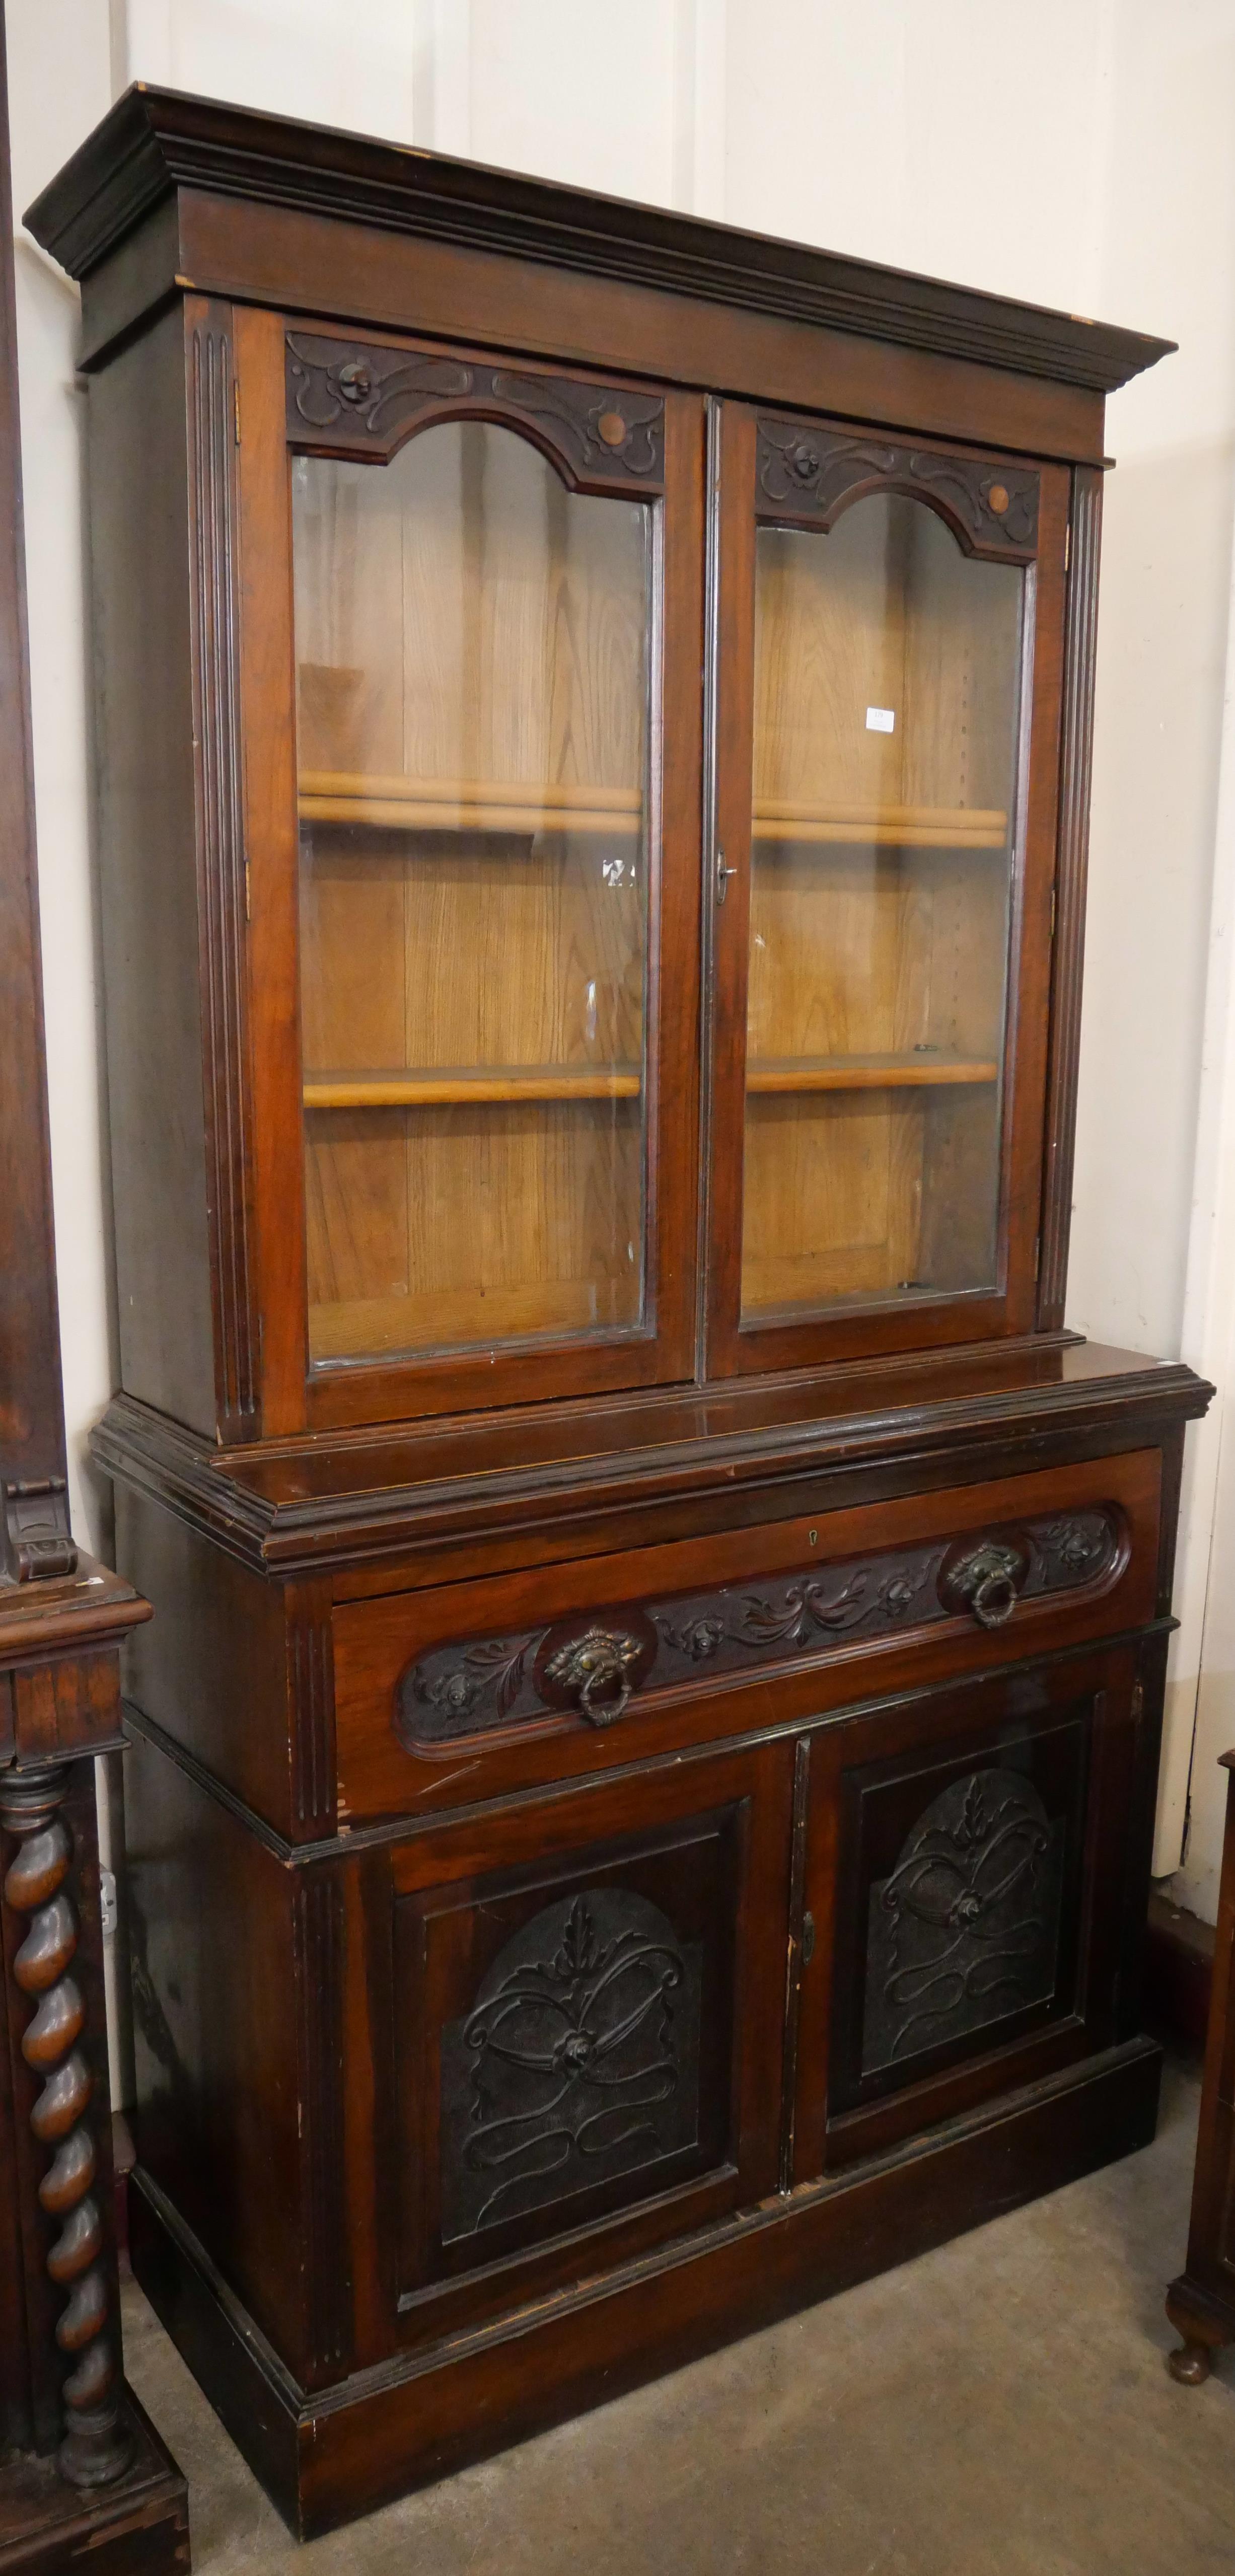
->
440, 1888, 699, 2240
396, 1507, 1121, 1750
862, 1767, 1061, 2075
286, 332, 666, 490
755, 417, 1040, 558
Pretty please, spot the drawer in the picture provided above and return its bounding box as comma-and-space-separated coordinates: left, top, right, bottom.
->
332, 1450, 1163, 1824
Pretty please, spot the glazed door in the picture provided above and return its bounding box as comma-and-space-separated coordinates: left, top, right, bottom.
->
787, 1644, 1144, 2183
351, 1740, 793, 2355
703, 402, 1068, 1374
237, 310, 703, 1432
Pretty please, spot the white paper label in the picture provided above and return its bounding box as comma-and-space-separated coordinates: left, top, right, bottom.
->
866, 706, 895, 733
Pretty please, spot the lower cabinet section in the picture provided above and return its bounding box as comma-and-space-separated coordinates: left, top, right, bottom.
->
123, 1631, 1161, 2538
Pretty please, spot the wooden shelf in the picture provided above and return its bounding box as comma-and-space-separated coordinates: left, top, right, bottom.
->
304, 1056, 995, 1110
298, 772, 1006, 851
310, 1277, 634, 1360
747, 1054, 999, 1093
752, 798, 1006, 850
304, 1065, 642, 1109
299, 772, 641, 837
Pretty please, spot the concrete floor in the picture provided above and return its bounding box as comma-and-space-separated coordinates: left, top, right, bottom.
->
121, 2055, 1235, 2575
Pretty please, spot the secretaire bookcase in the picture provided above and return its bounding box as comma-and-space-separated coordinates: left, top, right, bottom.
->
28, 87, 1212, 2538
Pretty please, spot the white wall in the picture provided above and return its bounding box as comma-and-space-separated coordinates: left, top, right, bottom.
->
12, 0, 1235, 1900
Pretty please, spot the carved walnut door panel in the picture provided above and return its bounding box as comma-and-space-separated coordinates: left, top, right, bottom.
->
788, 1644, 1143, 2181
382, 1740, 793, 2347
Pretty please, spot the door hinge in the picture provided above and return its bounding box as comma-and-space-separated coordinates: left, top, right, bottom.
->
1050, 885, 1057, 939
801, 1909, 816, 1966
245, 860, 251, 922
1064, 522, 1071, 572
715, 848, 737, 906
234, 381, 241, 446
1033, 1232, 1041, 1281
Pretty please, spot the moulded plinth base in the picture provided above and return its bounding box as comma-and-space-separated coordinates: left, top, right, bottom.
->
131, 2035, 1161, 2543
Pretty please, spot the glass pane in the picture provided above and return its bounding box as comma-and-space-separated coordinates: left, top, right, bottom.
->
742, 494, 1024, 1325
292, 422, 650, 1365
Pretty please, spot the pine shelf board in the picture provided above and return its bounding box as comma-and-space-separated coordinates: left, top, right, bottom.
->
303, 1055, 997, 1111
309, 1276, 635, 1360
297, 771, 1007, 850
303, 1065, 643, 1108
299, 771, 641, 838
747, 1054, 1000, 1093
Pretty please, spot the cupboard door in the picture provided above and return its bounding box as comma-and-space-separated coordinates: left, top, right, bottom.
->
381, 1741, 792, 2342
704, 403, 1067, 1374
237, 313, 703, 1432
789, 1646, 1142, 2181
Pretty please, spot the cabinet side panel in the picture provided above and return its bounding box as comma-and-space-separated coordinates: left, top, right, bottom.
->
117, 1486, 295, 1834
89, 306, 215, 1433
124, 1726, 311, 2375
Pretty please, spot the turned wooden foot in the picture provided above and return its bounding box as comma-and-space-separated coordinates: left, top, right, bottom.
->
1165, 2279, 1230, 2391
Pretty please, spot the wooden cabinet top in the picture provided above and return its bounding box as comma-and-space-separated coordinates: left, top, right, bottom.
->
28, 86, 1169, 399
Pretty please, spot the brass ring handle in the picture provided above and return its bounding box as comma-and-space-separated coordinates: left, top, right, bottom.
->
942, 1540, 1026, 1632
543, 1626, 643, 1727
577, 1664, 633, 1726
969, 1565, 1019, 1629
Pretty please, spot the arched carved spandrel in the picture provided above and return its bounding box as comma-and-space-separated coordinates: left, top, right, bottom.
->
0, 1763, 133, 2489
286, 330, 666, 492
755, 415, 1040, 559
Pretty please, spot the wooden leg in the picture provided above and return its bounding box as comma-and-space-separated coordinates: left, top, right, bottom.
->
1168, 2338, 1213, 2385
0, 1763, 134, 2488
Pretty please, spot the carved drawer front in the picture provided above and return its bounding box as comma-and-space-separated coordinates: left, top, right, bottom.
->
377, 1739, 792, 2347
788, 1641, 1143, 2182
331, 1451, 1160, 1823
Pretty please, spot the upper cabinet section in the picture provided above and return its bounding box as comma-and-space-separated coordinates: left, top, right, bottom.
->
38, 92, 1163, 1443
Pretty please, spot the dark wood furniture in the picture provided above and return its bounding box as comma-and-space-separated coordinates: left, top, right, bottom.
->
1167, 1752, 1235, 2383
27, 86, 1211, 2540
0, 18, 188, 2571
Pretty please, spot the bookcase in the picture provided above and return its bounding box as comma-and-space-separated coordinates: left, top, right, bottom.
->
27, 87, 1211, 2539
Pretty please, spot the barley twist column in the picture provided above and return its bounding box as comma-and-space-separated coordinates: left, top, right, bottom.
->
0, 1763, 133, 2487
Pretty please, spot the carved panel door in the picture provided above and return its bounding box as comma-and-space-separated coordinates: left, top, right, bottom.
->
703, 401, 1070, 1376
378, 1741, 793, 2347
787, 1644, 1145, 2181
232, 307, 704, 1434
